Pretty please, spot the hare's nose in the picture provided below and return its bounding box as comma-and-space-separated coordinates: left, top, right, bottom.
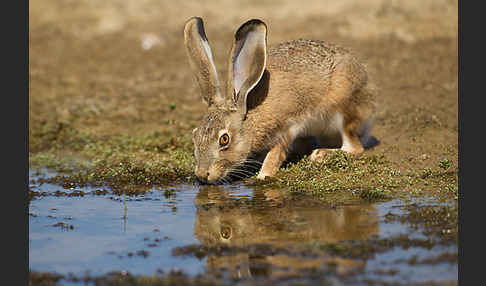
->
202, 172, 210, 180
195, 169, 210, 183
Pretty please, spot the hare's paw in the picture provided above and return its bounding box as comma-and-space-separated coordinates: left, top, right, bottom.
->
310, 148, 339, 162
256, 171, 268, 180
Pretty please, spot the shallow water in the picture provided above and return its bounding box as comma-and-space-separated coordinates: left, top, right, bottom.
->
29, 170, 457, 285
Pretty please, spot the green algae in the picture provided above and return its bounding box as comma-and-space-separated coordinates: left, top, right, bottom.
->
29, 129, 195, 189
265, 151, 457, 204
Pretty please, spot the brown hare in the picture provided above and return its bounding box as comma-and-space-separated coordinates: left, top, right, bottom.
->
184, 17, 376, 184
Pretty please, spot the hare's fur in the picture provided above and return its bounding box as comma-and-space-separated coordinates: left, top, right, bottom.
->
184, 18, 376, 183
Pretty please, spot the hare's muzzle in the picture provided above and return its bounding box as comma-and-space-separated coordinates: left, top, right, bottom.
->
195, 165, 225, 184
195, 168, 210, 183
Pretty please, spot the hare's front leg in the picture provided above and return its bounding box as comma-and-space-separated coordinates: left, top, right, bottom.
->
257, 141, 288, 180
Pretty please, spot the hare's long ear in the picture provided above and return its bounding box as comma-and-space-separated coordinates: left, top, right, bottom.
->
184, 17, 224, 107
228, 19, 267, 117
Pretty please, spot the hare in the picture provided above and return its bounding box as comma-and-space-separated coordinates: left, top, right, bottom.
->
184, 17, 376, 184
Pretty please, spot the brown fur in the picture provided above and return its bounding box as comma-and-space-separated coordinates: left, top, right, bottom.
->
184, 18, 376, 183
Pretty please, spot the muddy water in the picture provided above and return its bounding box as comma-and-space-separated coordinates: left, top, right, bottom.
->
29, 170, 457, 285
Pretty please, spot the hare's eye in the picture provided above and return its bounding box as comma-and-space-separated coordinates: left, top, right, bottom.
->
219, 133, 230, 147
220, 225, 232, 239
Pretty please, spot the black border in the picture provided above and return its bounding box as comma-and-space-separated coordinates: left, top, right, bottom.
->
458, 0, 472, 285
10, 0, 29, 284
20, 0, 30, 285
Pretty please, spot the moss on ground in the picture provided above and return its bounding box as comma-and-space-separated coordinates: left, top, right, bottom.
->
29, 128, 195, 190
30, 135, 458, 205
260, 151, 458, 205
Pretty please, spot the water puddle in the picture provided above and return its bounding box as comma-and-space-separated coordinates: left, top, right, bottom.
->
29, 169, 457, 285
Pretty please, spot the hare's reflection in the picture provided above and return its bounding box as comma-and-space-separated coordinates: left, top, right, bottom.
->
194, 186, 379, 279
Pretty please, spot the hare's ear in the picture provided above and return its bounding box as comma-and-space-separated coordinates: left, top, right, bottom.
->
184, 17, 224, 107
228, 19, 267, 117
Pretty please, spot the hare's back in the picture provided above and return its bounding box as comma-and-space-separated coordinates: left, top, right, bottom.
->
268, 39, 365, 79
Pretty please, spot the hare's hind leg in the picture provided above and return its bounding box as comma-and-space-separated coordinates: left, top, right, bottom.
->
310, 65, 370, 162
309, 114, 364, 162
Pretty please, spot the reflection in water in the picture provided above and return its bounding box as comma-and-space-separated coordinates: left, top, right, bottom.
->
194, 186, 379, 279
